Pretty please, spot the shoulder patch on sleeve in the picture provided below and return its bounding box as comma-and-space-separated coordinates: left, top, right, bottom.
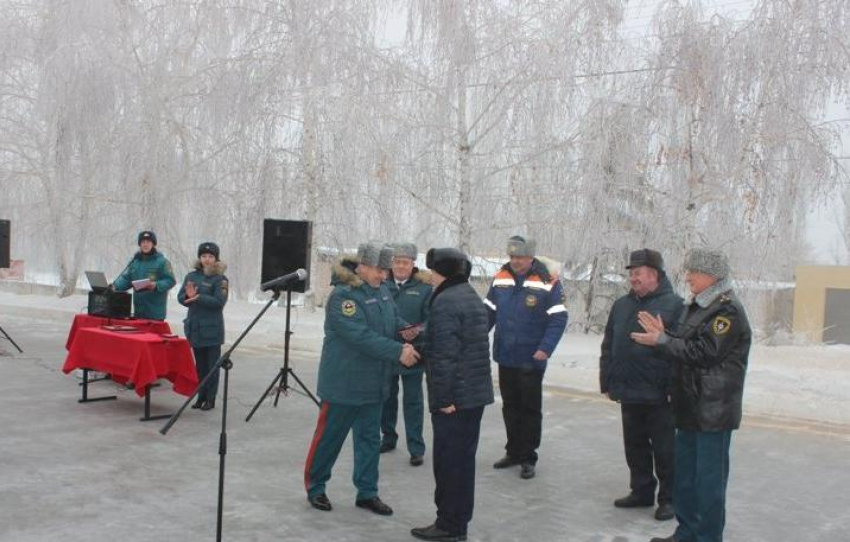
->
341, 299, 357, 317
711, 315, 731, 335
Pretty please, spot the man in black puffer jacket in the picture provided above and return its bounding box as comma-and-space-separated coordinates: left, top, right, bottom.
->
632, 248, 751, 542
600, 249, 683, 521
411, 248, 494, 542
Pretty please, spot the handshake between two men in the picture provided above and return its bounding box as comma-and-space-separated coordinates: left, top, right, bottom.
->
397, 323, 422, 368
399, 343, 421, 368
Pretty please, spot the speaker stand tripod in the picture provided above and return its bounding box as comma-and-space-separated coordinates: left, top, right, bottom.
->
246, 287, 319, 423
0, 324, 23, 353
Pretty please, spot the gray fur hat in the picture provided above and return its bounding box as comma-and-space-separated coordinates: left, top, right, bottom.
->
507, 235, 536, 257
357, 241, 383, 267
393, 242, 417, 260
683, 248, 730, 279
378, 244, 395, 270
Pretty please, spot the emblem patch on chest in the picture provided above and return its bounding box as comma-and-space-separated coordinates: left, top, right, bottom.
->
525, 294, 538, 308
711, 316, 731, 335
341, 300, 357, 317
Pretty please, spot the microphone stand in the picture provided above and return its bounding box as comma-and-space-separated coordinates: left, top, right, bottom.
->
160, 289, 282, 542
245, 286, 319, 423
0, 324, 23, 353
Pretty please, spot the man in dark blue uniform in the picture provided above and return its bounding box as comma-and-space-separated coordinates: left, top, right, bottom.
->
485, 235, 568, 480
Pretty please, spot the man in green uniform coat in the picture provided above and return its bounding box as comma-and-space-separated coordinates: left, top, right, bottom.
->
304, 241, 421, 516
112, 231, 176, 321
380, 242, 431, 466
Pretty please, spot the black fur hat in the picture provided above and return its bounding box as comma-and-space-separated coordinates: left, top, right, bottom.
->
197, 242, 220, 260
426, 247, 471, 279
138, 230, 157, 246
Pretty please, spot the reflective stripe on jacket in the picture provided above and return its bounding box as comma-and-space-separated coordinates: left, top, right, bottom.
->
484, 259, 568, 371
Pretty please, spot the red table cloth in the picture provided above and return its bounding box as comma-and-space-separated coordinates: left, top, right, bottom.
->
66, 314, 172, 351
63, 328, 197, 397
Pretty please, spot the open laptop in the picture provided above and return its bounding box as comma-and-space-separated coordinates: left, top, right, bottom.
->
84, 271, 110, 293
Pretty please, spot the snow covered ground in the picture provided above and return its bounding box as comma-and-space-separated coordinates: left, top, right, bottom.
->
1, 288, 848, 542
2, 289, 848, 427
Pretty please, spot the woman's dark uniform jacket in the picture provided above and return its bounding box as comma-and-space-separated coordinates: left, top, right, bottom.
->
177, 260, 228, 347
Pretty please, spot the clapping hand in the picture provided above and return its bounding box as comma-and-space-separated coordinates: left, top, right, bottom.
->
184, 282, 199, 303
630, 311, 665, 346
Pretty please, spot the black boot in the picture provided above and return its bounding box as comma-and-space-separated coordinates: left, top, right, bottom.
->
614, 493, 654, 508
200, 398, 216, 411
655, 502, 675, 521
191, 397, 205, 409
355, 496, 393, 516
493, 455, 519, 469
307, 493, 332, 512
649, 536, 688, 542
411, 522, 467, 542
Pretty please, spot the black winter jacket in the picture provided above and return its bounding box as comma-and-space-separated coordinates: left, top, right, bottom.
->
657, 280, 751, 431
600, 276, 684, 404
424, 276, 494, 412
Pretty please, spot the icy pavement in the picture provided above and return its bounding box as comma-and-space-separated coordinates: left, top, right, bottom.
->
0, 292, 849, 541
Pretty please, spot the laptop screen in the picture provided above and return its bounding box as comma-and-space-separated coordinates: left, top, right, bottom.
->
85, 271, 109, 291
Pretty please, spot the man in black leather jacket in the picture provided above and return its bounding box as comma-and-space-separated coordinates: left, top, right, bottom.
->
411, 247, 493, 542
632, 248, 751, 542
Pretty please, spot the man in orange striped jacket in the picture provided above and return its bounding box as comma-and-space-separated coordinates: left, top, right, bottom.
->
485, 235, 568, 480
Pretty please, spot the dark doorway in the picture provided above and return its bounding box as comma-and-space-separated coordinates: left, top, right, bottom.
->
823, 287, 850, 344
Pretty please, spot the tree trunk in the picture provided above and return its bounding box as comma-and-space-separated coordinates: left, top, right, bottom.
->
456, 68, 472, 253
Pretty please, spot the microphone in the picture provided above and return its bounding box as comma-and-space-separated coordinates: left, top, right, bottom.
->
260, 269, 308, 292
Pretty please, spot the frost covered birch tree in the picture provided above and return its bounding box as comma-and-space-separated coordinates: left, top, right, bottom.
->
636, 0, 849, 281
0, 0, 848, 333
